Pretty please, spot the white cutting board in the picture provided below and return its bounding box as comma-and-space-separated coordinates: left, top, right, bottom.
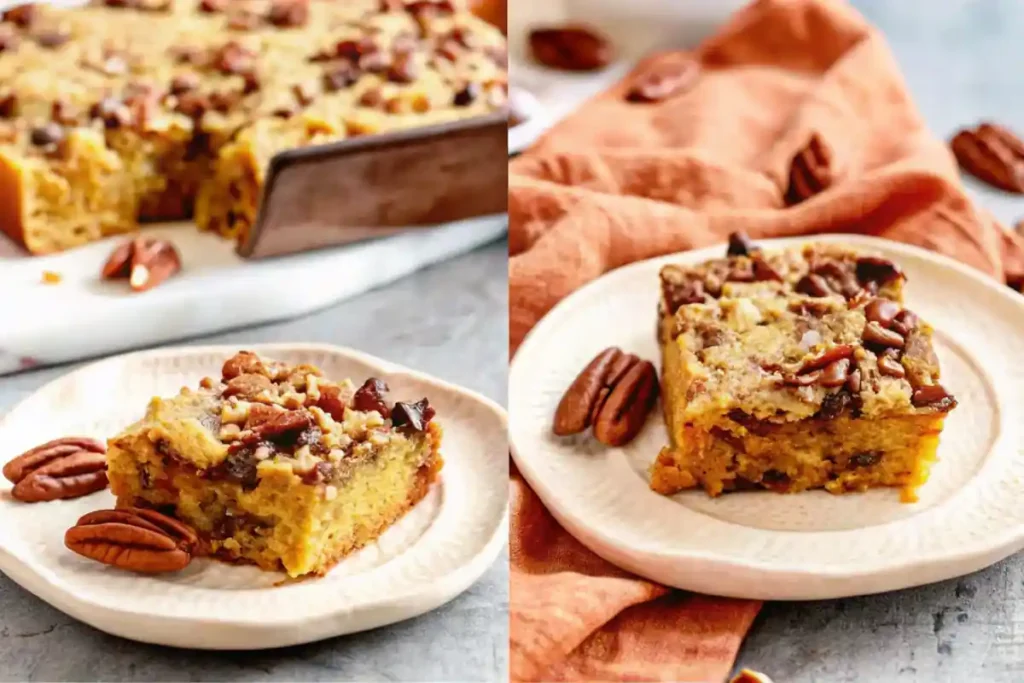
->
0, 217, 507, 375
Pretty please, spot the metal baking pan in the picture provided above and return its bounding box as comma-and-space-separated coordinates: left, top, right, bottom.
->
241, 111, 509, 259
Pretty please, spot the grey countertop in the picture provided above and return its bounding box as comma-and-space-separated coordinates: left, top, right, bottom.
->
0, 240, 509, 682
735, 2, 1024, 682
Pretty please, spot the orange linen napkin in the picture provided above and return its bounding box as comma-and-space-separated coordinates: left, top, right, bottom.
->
508, 0, 1024, 681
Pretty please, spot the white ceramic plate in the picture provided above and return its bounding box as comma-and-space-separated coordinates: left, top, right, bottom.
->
510, 235, 1024, 601
0, 343, 508, 649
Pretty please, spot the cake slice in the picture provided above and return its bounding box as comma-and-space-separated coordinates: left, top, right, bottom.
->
654, 235, 954, 502
106, 351, 442, 577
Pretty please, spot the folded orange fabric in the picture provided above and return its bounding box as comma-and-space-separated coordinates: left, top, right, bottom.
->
508, 0, 1024, 681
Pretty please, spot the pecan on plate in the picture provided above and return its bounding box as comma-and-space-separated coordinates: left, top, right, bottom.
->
4, 437, 108, 503
528, 25, 612, 72
65, 507, 198, 573
785, 133, 836, 205
950, 122, 1024, 193
626, 58, 700, 103
553, 347, 659, 447
101, 237, 182, 292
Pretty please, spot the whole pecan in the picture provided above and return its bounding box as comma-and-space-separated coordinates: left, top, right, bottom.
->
528, 26, 612, 72
592, 360, 659, 447
553, 347, 659, 447
3, 436, 105, 484
553, 348, 627, 436
785, 133, 836, 205
65, 507, 197, 573
4, 437, 108, 503
626, 58, 700, 103
11, 450, 108, 502
101, 237, 182, 292
950, 122, 1024, 193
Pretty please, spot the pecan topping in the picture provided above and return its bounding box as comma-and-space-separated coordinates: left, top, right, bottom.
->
800, 344, 855, 373
950, 122, 1024, 193
268, 0, 309, 27
662, 277, 705, 314
100, 238, 182, 292
222, 350, 267, 379
170, 72, 200, 95
626, 58, 699, 103
315, 383, 347, 421
726, 231, 758, 257
223, 373, 273, 400
387, 52, 419, 83
323, 64, 358, 92
553, 347, 659, 447
8, 440, 108, 502
528, 26, 612, 72
863, 321, 905, 349
786, 133, 835, 204
752, 256, 783, 282
891, 309, 919, 337
877, 352, 906, 378
453, 82, 479, 107
911, 384, 957, 411
65, 507, 197, 573
819, 358, 851, 388
253, 409, 313, 439
795, 273, 831, 297
352, 378, 391, 417
30, 122, 64, 149
863, 298, 901, 328
855, 256, 903, 288
214, 40, 256, 76
90, 97, 133, 129
198, 0, 226, 12
391, 398, 436, 432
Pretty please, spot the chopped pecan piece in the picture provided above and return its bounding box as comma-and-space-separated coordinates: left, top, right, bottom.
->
352, 378, 391, 416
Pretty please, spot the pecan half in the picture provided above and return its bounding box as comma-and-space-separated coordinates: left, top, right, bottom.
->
100, 238, 182, 292
592, 360, 659, 447
528, 26, 612, 72
553, 347, 628, 436
11, 450, 108, 502
950, 122, 1024, 193
3, 436, 105, 484
785, 133, 835, 205
65, 507, 196, 573
626, 58, 699, 103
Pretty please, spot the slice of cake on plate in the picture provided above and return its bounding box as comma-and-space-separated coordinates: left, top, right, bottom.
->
107, 350, 442, 577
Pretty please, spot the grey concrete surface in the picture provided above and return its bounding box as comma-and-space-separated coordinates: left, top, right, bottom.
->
735, 2, 1024, 682
0, 240, 509, 682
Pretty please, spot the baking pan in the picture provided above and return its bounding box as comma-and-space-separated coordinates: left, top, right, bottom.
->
241, 111, 509, 259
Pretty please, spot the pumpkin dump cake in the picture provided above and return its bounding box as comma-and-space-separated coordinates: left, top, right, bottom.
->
653, 234, 956, 501
106, 351, 442, 577
0, 0, 507, 254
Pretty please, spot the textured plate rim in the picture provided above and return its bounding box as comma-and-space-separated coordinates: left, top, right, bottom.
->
0, 342, 508, 648
510, 234, 1024, 599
